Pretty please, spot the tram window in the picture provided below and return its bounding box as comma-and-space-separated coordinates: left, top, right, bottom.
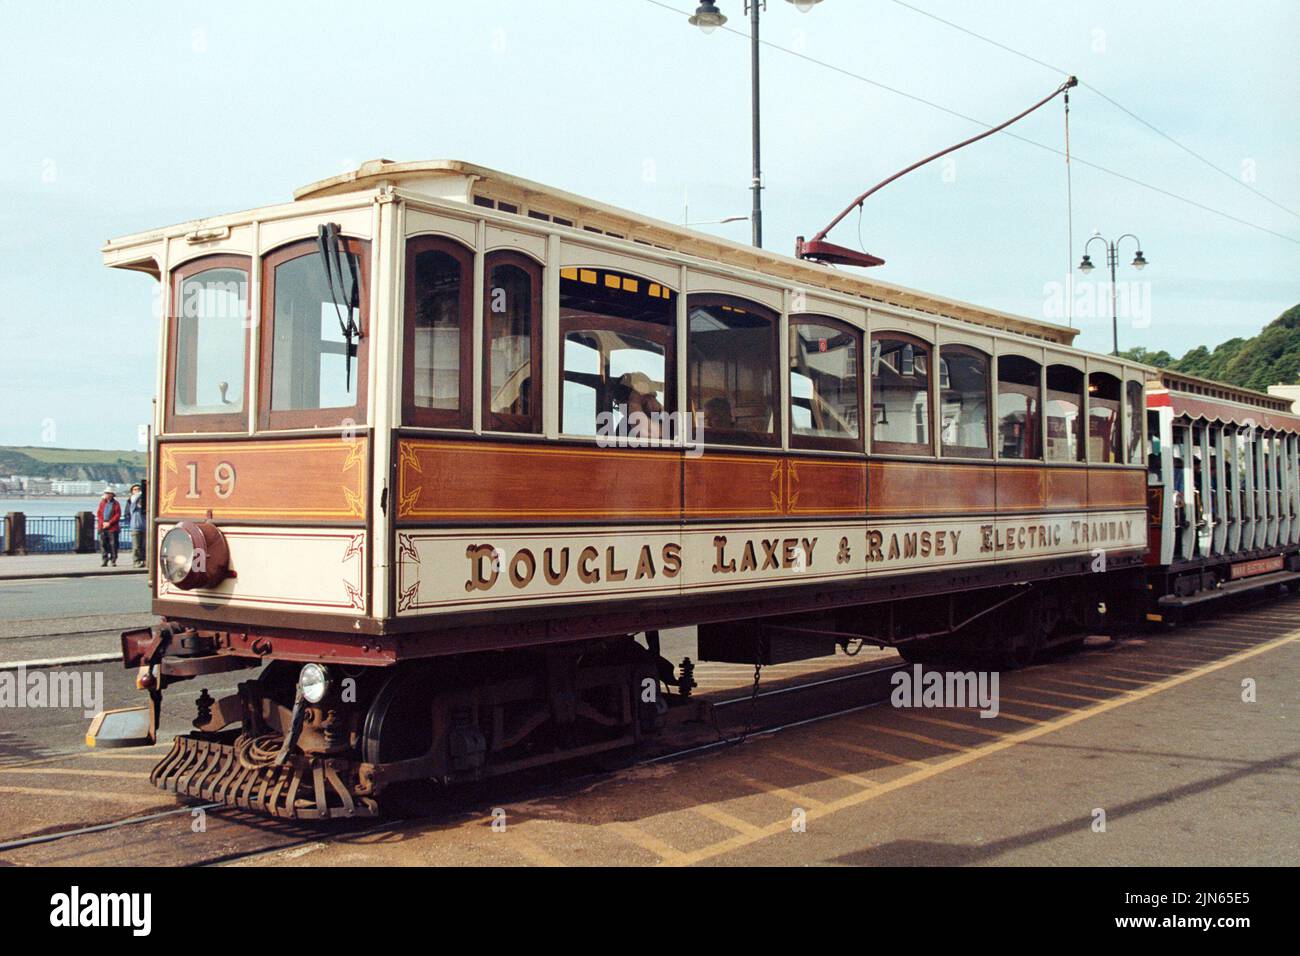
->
483, 252, 541, 433
1087, 372, 1122, 463
404, 237, 472, 428
169, 257, 249, 432
939, 346, 991, 458
1046, 365, 1084, 462
1126, 379, 1145, 464
789, 317, 861, 450
1146, 410, 1161, 483
261, 238, 369, 429
689, 296, 779, 447
559, 268, 674, 438
871, 333, 932, 455
996, 355, 1041, 460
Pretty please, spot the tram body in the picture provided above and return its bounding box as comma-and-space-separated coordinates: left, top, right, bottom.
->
89, 160, 1298, 818
1143, 371, 1300, 605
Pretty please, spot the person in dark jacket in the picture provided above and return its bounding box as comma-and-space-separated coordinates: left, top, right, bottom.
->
123, 483, 146, 567
95, 488, 121, 566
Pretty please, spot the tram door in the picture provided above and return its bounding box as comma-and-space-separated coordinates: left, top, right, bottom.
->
1223, 428, 1239, 553
1191, 425, 1211, 556
1172, 423, 1190, 559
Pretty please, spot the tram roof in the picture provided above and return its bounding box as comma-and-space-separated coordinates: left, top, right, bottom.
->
296, 159, 1082, 346
105, 157, 1134, 351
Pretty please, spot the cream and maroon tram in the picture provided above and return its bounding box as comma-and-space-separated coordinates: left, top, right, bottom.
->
90, 159, 1180, 818
1142, 370, 1300, 613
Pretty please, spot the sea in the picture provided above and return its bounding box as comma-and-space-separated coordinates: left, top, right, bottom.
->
0, 497, 106, 518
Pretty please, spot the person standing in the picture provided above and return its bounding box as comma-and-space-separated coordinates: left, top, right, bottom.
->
124, 483, 146, 568
95, 488, 121, 567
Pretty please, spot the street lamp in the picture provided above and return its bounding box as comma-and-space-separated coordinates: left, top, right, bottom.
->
688, 0, 827, 248
1078, 232, 1148, 357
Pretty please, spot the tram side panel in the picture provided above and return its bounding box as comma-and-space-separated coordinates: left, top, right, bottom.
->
151, 435, 375, 633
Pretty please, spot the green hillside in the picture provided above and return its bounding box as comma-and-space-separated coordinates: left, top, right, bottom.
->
0, 446, 146, 483
1121, 303, 1300, 391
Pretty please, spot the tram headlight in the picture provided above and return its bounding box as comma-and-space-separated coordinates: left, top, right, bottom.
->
158, 520, 232, 590
299, 664, 330, 704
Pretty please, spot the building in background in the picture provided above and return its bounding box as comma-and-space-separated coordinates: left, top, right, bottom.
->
1268, 384, 1300, 413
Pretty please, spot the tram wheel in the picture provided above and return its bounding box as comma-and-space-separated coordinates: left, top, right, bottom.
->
362, 665, 440, 813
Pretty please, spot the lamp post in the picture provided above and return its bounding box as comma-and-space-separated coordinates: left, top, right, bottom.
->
1078, 232, 1148, 356
688, 0, 825, 249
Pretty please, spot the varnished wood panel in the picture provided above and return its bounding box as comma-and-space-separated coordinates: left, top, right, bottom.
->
1043, 466, 1089, 511
683, 454, 783, 519
1088, 468, 1147, 509
158, 437, 368, 522
396, 439, 682, 522
994, 464, 1045, 512
785, 458, 867, 517
868, 461, 995, 515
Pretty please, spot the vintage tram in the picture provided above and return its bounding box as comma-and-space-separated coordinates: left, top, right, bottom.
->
87, 160, 1300, 818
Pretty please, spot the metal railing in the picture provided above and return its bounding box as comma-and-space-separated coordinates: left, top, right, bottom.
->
1, 515, 137, 554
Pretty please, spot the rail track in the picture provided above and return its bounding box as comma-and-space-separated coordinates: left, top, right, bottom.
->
1, 587, 1295, 867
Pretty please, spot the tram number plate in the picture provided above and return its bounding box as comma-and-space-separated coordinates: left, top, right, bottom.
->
1229, 556, 1284, 580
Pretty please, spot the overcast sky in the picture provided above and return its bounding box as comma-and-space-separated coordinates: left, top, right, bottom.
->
1, 0, 1297, 450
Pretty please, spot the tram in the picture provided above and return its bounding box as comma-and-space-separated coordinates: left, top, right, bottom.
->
85, 160, 1300, 818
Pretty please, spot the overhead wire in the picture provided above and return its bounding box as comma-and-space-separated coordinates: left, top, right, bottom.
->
640, 0, 1300, 246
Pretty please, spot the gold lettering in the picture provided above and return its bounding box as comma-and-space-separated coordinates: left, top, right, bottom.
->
579, 546, 601, 584
465, 544, 499, 592
605, 546, 628, 582
634, 545, 657, 580
543, 547, 570, 585
509, 549, 536, 588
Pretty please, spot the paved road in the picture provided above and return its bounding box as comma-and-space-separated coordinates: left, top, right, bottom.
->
0, 574, 152, 664
0, 590, 1295, 867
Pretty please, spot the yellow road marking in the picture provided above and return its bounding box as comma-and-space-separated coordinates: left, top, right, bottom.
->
996, 696, 1076, 713
1014, 685, 1107, 703
820, 736, 934, 767
770, 754, 874, 791
606, 821, 688, 864
1032, 676, 1128, 695
864, 724, 968, 752
85, 752, 167, 759
1051, 668, 1149, 685
0, 785, 158, 804
659, 630, 1299, 866
731, 770, 829, 807
1096, 665, 1184, 680
692, 802, 766, 837
502, 830, 566, 867
0, 767, 143, 780
900, 713, 1004, 737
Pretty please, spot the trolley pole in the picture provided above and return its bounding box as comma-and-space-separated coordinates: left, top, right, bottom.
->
749, 0, 763, 248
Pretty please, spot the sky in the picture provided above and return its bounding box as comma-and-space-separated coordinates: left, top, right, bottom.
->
1, 0, 1297, 450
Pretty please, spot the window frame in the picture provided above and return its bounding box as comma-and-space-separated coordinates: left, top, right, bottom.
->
558, 312, 675, 438
995, 354, 1043, 461
685, 294, 781, 449
165, 254, 252, 434
481, 250, 543, 434
1125, 378, 1146, 465
257, 237, 371, 432
870, 330, 935, 457
1087, 371, 1123, 464
401, 234, 473, 430
937, 343, 993, 460
787, 315, 864, 453
1044, 363, 1085, 463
